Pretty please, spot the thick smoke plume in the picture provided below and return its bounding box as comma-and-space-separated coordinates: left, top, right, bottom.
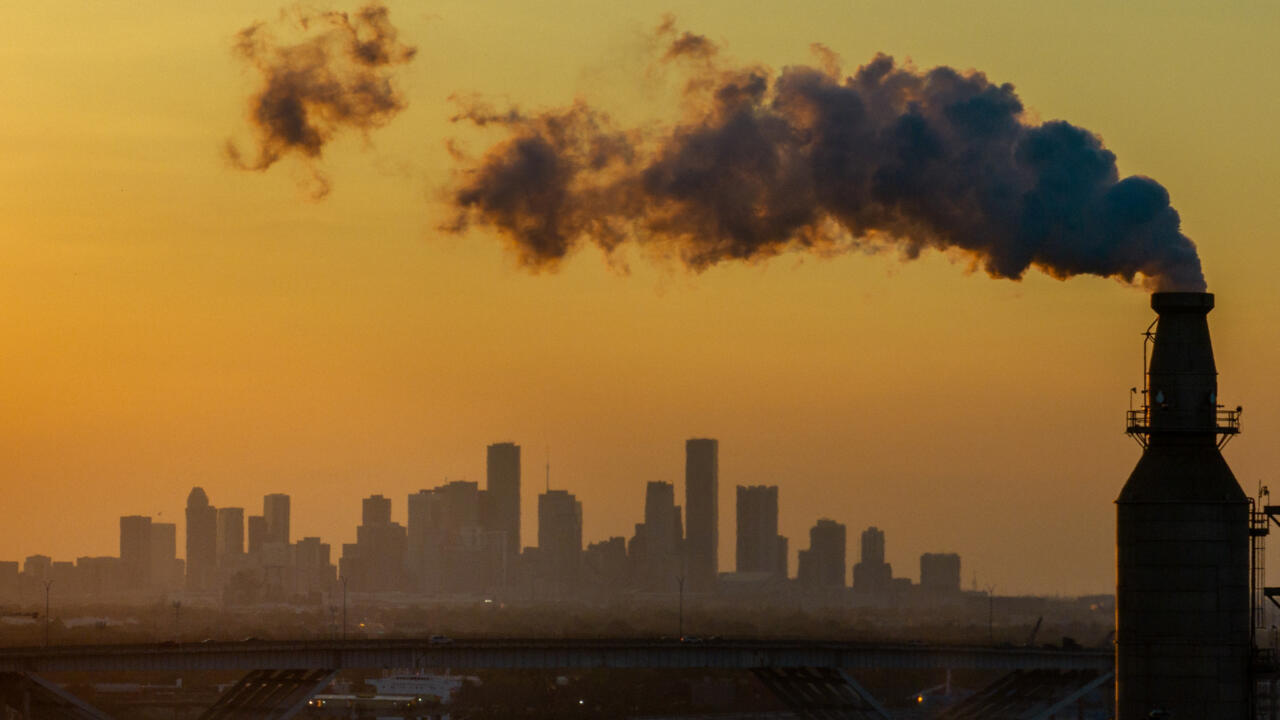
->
447, 26, 1205, 291
227, 3, 416, 197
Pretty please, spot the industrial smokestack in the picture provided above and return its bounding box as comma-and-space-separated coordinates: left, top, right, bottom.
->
1117, 292, 1249, 718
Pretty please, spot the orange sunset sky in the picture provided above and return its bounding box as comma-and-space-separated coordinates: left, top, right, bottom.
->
1, 0, 1277, 595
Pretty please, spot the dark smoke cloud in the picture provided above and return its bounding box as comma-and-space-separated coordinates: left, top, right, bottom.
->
446, 27, 1205, 291
655, 15, 716, 62
227, 3, 416, 197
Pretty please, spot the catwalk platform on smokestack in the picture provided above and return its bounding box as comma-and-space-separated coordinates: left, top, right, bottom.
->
1117, 291, 1250, 719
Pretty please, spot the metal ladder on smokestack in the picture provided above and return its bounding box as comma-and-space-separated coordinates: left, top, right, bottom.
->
1252, 487, 1270, 628
1253, 486, 1280, 719
1258, 493, 1280, 611
1257, 487, 1280, 619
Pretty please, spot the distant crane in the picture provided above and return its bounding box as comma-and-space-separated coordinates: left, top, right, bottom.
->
1025, 616, 1043, 647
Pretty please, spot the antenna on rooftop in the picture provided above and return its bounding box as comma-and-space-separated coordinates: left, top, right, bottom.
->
545, 446, 551, 492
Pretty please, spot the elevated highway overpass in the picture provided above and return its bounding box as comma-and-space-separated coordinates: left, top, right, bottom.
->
0, 637, 1112, 673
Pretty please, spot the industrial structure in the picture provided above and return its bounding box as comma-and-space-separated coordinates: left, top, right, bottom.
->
1118, 291, 1249, 718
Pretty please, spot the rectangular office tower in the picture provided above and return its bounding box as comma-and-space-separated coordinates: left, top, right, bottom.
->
537, 489, 583, 586
216, 507, 245, 562
685, 438, 718, 591
263, 493, 290, 545
486, 442, 521, 559
119, 515, 153, 588
736, 485, 779, 576
185, 487, 217, 593
797, 518, 846, 588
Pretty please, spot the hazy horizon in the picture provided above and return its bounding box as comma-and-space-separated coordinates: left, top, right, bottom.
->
2, 0, 1278, 597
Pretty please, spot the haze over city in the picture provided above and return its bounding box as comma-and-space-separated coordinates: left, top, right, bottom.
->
2, 0, 1278, 602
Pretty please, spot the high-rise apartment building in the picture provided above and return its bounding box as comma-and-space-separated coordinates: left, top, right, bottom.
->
485, 442, 521, 559
684, 438, 718, 591
797, 518, 846, 588
185, 487, 217, 593
736, 485, 780, 575
216, 507, 245, 562
263, 493, 290, 546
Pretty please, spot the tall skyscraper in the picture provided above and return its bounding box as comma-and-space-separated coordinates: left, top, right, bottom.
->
407, 487, 444, 593
362, 494, 392, 526
736, 485, 780, 575
119, 515, 152, 589
583, 537, 628, 591
797, 518, 846, 588
295, 536, 335, 597
246, 515, 267, 555
631, 481, 683, 591
852, 526, 893, 593
407, 481, 505, 595
342, 494, 406, 593
486, 442, 521, 559
644, 481, 677, 540
684, 438, 718, 591
0, 562, 18, 603
150, 522, 177, 592
861, 526, 885, 564
920, 553, 961, 593
185, 487, 217, 592
537, 489, 583, 586
216, 507, 245, 562
263, 493, 290, 546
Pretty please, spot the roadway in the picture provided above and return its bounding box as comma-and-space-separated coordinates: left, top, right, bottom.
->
0, 638, 1112, 673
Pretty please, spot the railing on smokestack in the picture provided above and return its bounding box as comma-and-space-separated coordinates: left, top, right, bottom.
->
1124, 320, 1242, 448
1124, 406, 1242, 449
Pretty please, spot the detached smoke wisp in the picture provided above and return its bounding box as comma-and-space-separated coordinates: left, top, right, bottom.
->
227, 3, 416, 197
446, 22, 1205, 291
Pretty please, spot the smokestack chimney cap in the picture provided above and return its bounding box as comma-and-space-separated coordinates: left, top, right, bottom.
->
1152, 292, 1213, 314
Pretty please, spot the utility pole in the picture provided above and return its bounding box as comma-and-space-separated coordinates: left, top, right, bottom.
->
43, 580, 52, 648
986, 585, 996, 645
677, 575, 685, 638
340, 575, 348, 641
